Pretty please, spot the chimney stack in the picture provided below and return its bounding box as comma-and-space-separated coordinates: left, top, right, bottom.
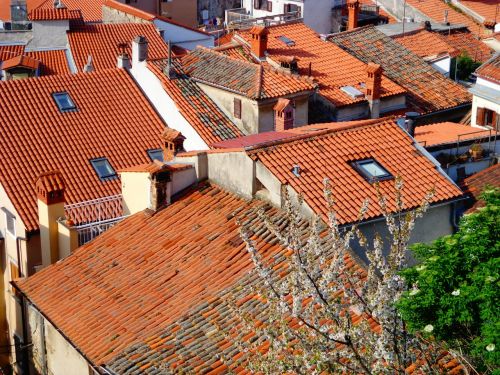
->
36, 171, 65, 267
162, 128, 186, 162
274, 98, 294, 131
405, 112, 419, 137
83, 55, 94, 73
366, 62, 382, 119
249, 25, 269, 59
132, 36, 148, 66
117, 53, 132, 69
347, 0, 360, 31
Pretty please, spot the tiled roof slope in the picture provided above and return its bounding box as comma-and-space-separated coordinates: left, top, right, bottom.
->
392, 29, 458, 59
15, 184, 290, 364
27, 0, 105, 22
29, 7, 83, 21
462, 163, 500, 212
0, 69, 166, 231
148, 59, 244, 146
414, 122, 496, 147
0, 45, 70, 76
181, 47, 315, 100
247, 118, 462, 225
329, 26, 471, 113
456, 0, 500, 25
0, 1, 10, 21
68, 23, 169, 72
438, 29, 494, 62
404, 0, 484, 35
476, 53, 500, 84
236, 22, 406, 107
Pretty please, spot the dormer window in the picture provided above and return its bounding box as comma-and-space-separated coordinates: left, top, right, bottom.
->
352, 159, 392, 183
53, 92, 76, 112
147, 149, 164, 162
90, 158, 116, 180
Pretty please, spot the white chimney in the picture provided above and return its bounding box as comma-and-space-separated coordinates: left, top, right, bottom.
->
132, 36, 148, 66
117, 53, 132, 69
83, 55, 94, 73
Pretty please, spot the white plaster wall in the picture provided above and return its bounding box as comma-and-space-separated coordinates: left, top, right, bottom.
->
154, 20, 214, 50
471, 92, 500, 128
171, 167, 198, 194
121, 172, 151, 216
206, 151, 255, 198
130, 62, 210, 151
380, 94, 406, 114
476, 77, 500, 92
25, 20, 69, 51
430, 56, 451, 77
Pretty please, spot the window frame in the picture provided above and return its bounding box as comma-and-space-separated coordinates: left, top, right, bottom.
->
90, 158, 117, 180
351, 158, 393, 183
52, 92, 77, 113
3, 209, 16, 238
147, 149, 164, 162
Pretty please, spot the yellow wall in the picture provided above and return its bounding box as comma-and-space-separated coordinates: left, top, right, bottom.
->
121, 172, 151, 216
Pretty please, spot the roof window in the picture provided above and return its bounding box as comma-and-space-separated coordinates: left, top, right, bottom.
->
147, 149, 164, 162
341, 86, 364, 99
52, 92, 76, 112
277, 36, 295, 47
90, 158, 116, 180
352, 159, 392, 183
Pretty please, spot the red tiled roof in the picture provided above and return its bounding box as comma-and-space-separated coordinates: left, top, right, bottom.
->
462, 163, 500, 211
68, 23, 169, 72
214, 41, 255, 62
358, 0, 398, 23
0, 45, 71, 76
27, 0, 105, 22
148, 59, 244, 146
29, 7, 83, 21
414, 122, 497, 147
181, 47, 315, 100
247, 118, 463, 225
236, 22, 407, 107
393, 29, 458, 59
329, 26, 472, 113
437, 29, 494, 62
103, 0, 155, 21
476, 53, 500, 84
0, 69, 167, 232
456, 0, 500, 25
404, 0, 485, 35
0, 0, 10, 21
2, 54, 40, 70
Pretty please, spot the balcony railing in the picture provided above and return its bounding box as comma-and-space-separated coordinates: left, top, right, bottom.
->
225, 9, 301, 29
64, 195, 123, 226
74, 216, 128, 246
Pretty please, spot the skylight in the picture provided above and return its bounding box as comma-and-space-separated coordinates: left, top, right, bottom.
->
277, 36, 295, 47
147, 149, 164, 162
341, 86, 364, 99
52, 92, 76, 112
90, 158, 116, 180
352, 159, 392, 183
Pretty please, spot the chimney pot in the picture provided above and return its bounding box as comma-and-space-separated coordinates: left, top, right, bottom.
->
83, 55, 94, 73
132, 36, 149, 65
366, 62, 382, 119
405, 112, 419, 137
162, 128, 186, 161
117, 53, 131, 69
347, 0, 360, 31
274, 98, 294, 131
250, 25, 269, 59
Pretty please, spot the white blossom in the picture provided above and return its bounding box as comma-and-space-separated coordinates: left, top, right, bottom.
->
486, 343, 495, 352
451, 289, 460, 296
424, 324, 434, 333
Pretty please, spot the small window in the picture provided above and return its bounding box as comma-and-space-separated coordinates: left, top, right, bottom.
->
4, 209, 15, 237
90, 158, 116, 180
53, 92, 76, 112
352, 159, 392, 183
234, 98, 242, 119
277, 35, 295, 47
147, 149, 164, 162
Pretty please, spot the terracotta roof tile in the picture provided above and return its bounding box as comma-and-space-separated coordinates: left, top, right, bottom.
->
414, 122, 497, 147
0, 68, 167, 231
462, 163, 500, 211
437, 29, 494, 62
236, 22, 406, 107
148, 59, 244, 146
393, 29, 458, 59
246, 118, 463, 225
68, 23, 169, 73
329, 26, 472, 113
29, 7, 83, 21
0, 45, 70, 76
27, 0, 105, 23
2, 54, 40, 70
476, 53, 500, 83
455, 0, 500, 25
181, 47, 315, 100
0, 0, 10, 21
103, 0, 155, 21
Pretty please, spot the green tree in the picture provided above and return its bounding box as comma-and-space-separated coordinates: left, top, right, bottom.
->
398, 189, 500, 373
456, 51, 482, 81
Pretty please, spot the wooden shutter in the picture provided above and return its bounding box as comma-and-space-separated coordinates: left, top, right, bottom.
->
234, 98, 242, 119
267, 0, 272, 12
476, 107, 485, 126
492, 111, 498, 130
10, 262, 21, 298
254, 0, 260, 9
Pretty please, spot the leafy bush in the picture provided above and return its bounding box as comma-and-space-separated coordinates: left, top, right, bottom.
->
456, 51, 482, 81
398, 189, 500, 373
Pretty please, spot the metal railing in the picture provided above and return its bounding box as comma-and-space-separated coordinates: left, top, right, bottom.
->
64, 195, 123, 226
225, 9, 301, 29
75, 216, 128, 246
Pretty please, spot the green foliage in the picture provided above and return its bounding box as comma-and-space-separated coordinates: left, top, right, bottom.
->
398, 189, 500, 373
456, 51, 482, 81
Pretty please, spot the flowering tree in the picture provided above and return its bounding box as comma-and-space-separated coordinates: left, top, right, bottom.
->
233, 177, 455, 374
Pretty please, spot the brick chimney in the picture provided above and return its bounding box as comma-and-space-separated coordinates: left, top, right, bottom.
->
36, 171, 65, 267
366, 62, 382, 119
132, 36, 148, 66
250, 25, 269, 59
347, 0, 360, 31
162, 128, 186, 162
274, 98, 294, 131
